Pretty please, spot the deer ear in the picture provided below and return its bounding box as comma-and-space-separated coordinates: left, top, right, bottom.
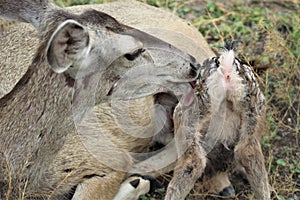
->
46, 19, 90, 73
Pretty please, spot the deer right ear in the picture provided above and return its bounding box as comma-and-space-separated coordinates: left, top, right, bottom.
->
46, 19, 90, 73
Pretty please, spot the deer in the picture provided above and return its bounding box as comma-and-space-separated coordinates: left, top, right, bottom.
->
0, 0, 204, 199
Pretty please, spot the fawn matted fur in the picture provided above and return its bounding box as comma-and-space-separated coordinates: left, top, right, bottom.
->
0, 0, 204, 199
164, 42, 270, 200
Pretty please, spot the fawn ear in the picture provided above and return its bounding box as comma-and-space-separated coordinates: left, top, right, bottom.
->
46, 19, 90, 73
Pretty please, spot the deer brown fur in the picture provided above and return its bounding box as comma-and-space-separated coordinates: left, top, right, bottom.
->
0, 0, 203, 199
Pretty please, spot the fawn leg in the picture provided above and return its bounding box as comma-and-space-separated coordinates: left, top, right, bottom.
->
203, 143, 236, 197
234, 136, 270, 200
203, 171, 235, 197
164, 92, 205, 200
165, 138, 206, 200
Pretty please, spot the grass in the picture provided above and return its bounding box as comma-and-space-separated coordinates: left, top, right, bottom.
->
1, 0, 299, 199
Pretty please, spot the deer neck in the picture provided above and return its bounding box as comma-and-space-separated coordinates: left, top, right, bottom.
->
0, 49, 75, 180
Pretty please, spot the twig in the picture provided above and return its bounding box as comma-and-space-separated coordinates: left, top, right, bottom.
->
193, 12, 234, 26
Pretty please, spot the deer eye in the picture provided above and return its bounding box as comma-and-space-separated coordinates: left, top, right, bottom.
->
124, 48, 145, 61
215, 58, 220, 67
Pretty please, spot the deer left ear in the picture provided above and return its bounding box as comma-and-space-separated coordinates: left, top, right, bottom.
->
46, 19, 90, 73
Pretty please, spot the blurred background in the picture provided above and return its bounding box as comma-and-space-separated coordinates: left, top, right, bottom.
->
1, 0, 299, 199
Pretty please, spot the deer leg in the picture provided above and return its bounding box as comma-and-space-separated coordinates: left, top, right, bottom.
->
71, 171, 126, 200
234, 136, 270, 200
73, 173, 153, 200
165, 140, 206, 200
113, 174, 152, 200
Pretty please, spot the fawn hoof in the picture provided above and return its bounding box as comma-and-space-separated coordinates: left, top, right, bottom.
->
219, 184, 235, 197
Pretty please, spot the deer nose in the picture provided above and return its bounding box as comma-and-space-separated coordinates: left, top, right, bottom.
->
190, 62, 200, 71
189, 55, 201, 71
189, 56, 201, 79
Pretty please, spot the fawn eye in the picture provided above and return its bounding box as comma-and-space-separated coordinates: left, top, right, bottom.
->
124, 48, 145, 61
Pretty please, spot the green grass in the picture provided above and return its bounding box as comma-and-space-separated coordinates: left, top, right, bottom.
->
52, 0, 300, 199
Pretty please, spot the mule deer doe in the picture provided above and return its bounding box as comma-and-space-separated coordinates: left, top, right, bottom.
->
0, 0, 203, 199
